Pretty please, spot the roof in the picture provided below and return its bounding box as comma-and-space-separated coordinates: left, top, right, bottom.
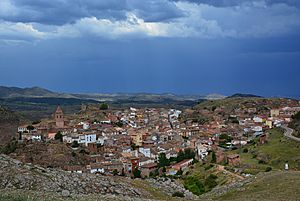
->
140, 163, 158, 169
55, 106, 63, 114
172, 158, 193, 168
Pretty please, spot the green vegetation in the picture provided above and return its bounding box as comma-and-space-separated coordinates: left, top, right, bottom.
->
180, 161, 224, 196
204, 174, 218, 191
289, 111, 300, 137
112, 169, 118, 176
26, 125, 35, 131
32, 120, 41, 125
172, 191, 184, 197
71, 141, 79, 148
157, 149, 196, 168
216, 171, 300, 201
176, 148, 196, 162
219, 134, 233, 148
211, 151, 216, 163
158, 153, 170, 167
99, 103, 109, 110
132, 168, 141, 178
54, 131, 63, 142
229, 128, 300, 171
184, 176, 205, 195
0, 139, 18, 154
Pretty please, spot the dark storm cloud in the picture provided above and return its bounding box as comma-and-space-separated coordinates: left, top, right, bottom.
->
0, 0, 183, 25
171, 0, 300, 8
183, 0, 300, 7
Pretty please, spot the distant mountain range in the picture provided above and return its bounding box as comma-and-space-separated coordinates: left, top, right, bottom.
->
228, 93, 262, 98
0, 86, 228, 102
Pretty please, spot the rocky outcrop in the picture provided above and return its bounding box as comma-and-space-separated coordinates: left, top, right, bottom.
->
148, 178, 197, 200
0, 154, 141, 198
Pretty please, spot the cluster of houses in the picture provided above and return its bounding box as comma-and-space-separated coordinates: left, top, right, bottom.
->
16, 99, 300, 176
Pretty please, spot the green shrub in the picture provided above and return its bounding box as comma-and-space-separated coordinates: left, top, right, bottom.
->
204, 174, 218, 190
172, 191, 184, 197
133, 168, 141, 178
100, 103, 109, 110
184, 176, 205, 195
265, 167, 272, 172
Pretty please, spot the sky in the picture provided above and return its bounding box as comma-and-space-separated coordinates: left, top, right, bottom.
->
0, 0, 300, 97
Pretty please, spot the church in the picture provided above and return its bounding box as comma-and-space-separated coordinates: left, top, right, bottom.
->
54, 106, 65, 128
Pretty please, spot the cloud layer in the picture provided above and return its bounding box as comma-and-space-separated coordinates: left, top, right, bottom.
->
0, 0, 300, 42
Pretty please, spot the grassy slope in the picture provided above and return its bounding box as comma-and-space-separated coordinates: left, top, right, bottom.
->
228, 128, 300, 172
216, 171, 300, 201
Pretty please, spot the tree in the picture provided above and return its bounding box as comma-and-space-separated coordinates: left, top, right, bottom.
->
54, 131, 63, 142
211, 151, 216, 163
100, 103, 109, 110
71, 141, 79, 148
115, 121, 123, 127
158, 153, 170, 167
133, 168, 141, 178
292, 112, 300, 120
184, 148, 196, 159
176, 149, 196, 163
176, 168, 183, 176
176, 150, 185, 162
120, 168, 125, 176
26, 125, 35, 131
212, 106, 217, 112
113, 169, 119, 176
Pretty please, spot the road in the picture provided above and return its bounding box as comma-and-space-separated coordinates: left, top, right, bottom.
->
281, 125, 300, 142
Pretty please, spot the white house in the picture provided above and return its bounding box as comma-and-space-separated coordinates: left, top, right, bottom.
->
252, 126, 263, 132
90, 165, 105, 174
139, 147, 151, 158
18, 125, 28, 133
196, 143, 209, 160
253, 117, 263, 123
84, 133, 97, 146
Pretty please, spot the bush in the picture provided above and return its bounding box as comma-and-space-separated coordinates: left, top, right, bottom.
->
158, 153, 170, 167
113, 169, 119, 176
211, 151, 216, 163
71, 141, 79, 148
258, 160, 266, 164
204, 164, 214, 171
184, 176, 205, 195
1, 140, 18, 154
79, 149, 89, 155
204, 174, 218, 190
172, 191, 184, 197
100, 103, 109, 110
26, 125, 35, 131
54, 131, 63, 142
243, 148, 249, 153
133, 168, 141, 178
265, 167, 272, 172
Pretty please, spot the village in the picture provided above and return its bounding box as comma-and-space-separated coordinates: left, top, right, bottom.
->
16, 98, 300, 178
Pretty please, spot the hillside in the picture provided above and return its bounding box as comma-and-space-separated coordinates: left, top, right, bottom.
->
214, 171, 300, 201
0, 106, 23, 145
1, 153, 299, 201
0, 154, 196, 201
0, 86, 66, 98
228, 93, 262, 98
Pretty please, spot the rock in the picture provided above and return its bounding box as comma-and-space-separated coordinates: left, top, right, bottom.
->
62, 190, 70, 197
